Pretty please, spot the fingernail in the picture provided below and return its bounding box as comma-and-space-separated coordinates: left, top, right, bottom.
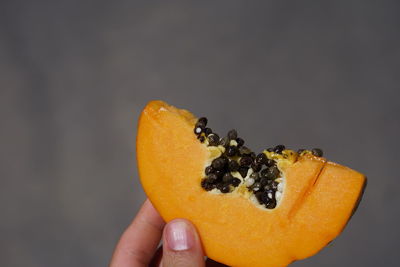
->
165, 220, 194, 251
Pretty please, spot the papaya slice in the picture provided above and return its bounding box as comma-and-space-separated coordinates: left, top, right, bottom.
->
137, 100, 366, 267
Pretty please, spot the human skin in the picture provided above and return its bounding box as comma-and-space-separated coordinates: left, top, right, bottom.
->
110, 199, 225, 267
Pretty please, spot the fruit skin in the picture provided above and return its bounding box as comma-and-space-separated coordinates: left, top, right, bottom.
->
137, 100, 367, 267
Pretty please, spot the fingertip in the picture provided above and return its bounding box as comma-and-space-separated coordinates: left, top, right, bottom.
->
162, 219, 205, 267
164, 219, 198, 251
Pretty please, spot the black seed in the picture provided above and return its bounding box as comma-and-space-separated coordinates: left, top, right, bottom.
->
194, 126, 203, 135
226, 146, 238, 157
266, 159, 275, 167
198, 135, 205, 143
267, 147, 274, 152
216, 183, 223, 190
204, 127, 213, 136
273, 144, 285, 154
201, 178, 215, 191
197, 117, 208, 127
238, 146, 252, 155
255, 191, 264, 203
212, 157, 226, 170
219, 136, 230, 147
260, 177, 269, 187
228, 160, 239, 172
227, 129, 238, 140
208, 133, 220, 146
311, 148, 323, 157
261, 191, 270, 204
250, 172, 259, 180
238, 167, 249, 178
205, 166, 214, 175
297, 148, 305, 154
214, 170, 224, 179
207, 173, 218, 182
251, 162, 262, 172
249, 152, 256, 159
267, 166, 280, 179
220, 184, 230, 193
262, 189, 275, 201
217, 183, 230, 193
265, 198, 277, 209
236, 137, 245, 147
239, 156, 253, 167
255, 153, 267, 165
262, 190, 277, 209
264, 180, 277, 191
260, 168, 268, 178
231, 178, 241, 187
222, 173, 234, 183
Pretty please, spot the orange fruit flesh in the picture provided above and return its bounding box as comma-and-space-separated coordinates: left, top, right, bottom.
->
137, 100, 366, 267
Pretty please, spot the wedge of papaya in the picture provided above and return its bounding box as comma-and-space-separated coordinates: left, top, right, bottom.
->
137, 100, 366, 267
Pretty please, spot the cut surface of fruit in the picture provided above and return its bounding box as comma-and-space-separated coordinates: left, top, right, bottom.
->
136, 100, 367, 267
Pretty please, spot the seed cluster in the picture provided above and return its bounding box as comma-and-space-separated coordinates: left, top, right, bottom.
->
194, 117, 323, 209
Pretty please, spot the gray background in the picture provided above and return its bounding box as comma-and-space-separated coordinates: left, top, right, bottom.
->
1, 1, 399, 266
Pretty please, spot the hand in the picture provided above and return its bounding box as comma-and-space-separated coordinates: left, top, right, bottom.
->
110, 199, 226, 267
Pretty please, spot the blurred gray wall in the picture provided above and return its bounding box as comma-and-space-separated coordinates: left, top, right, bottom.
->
1, 1, 399, 266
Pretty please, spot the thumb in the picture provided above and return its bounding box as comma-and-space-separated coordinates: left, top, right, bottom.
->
161, 219, 205, 267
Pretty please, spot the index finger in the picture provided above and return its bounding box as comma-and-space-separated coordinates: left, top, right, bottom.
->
110, 199, 165, 267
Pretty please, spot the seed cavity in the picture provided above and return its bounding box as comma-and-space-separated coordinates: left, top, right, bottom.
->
194, 117, 324, 209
